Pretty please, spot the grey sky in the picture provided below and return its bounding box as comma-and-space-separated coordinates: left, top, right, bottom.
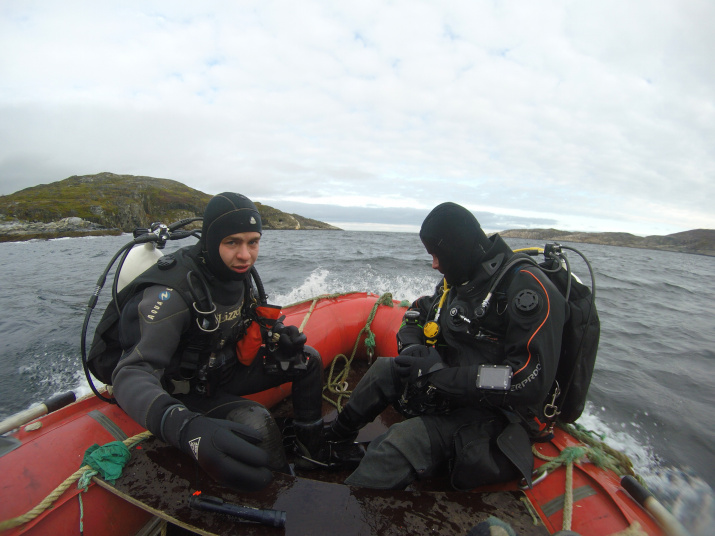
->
1, 1, 714, 235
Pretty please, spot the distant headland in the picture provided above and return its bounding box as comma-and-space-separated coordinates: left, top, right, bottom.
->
1, 172, 713, 256
0, 172, 340, 242
499, 228, 715, 257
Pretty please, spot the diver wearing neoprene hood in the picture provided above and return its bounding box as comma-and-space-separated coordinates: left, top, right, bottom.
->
326, 202, 567, 490
104, 193, 352, 492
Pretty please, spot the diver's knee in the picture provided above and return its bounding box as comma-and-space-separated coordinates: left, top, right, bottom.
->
304, 345, 323, 373
225, 401, 288, 472
375, 419, 432, 476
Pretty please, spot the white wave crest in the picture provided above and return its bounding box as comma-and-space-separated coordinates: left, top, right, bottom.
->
275, 267, 437, 305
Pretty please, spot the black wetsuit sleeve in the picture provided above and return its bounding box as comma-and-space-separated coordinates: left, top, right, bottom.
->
111, 284, 192, 436
429, 267, 565, 409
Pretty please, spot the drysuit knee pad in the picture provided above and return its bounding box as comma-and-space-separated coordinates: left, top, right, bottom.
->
225, 400, 288, 472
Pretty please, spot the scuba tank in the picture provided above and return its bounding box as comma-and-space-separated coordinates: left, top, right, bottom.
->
116, 241, 164, 292
80, 219, 202, 403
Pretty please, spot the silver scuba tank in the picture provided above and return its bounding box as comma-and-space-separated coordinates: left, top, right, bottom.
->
116, 242, 164, 292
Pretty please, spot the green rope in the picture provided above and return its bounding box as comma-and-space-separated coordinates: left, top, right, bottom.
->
562, 422, 641, 481
0, 430, 152, 532
77, 467, 98, 534
531, 423, 646, 532
533, 423, 641, 483
75, 439, 135, 532
317, 293, 401, 410
535, 445, 587, 475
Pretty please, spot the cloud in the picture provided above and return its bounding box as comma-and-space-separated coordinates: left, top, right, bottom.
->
1, 1, 714, 236
270, 200, 559, 235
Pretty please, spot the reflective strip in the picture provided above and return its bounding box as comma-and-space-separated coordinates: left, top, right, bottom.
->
541, 485, 597, 517
0, 436, 22, 458
88, 410, 128, 441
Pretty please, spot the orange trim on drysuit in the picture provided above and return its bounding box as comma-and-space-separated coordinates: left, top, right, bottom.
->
513, 269, 551, 376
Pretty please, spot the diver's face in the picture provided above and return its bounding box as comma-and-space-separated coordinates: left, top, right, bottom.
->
219, 232, 261, 276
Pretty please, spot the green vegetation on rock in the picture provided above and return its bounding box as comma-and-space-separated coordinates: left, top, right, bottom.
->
0, 172, 340, 241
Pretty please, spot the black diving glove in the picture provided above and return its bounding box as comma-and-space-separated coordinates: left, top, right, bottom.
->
269, 323, 307, 356
162, 406, 273, 491
394, 344, 446, 384
265, 323, 308, 374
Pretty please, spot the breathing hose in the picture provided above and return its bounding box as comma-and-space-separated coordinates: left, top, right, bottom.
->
80, 219, 203, 403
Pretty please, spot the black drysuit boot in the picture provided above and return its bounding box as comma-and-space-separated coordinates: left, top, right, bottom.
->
326, 408, 361, 442
293, 418, 365, 471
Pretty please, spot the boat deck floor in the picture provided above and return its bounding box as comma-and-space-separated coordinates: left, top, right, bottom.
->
98, 361, 548, 535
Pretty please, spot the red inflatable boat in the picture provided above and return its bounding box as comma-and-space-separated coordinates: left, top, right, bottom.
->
0, 292, 681, 536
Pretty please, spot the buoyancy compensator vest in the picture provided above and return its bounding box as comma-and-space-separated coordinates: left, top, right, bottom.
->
476, 243, 600, 425
80, 219, 269, 403
86, 244, 211, 384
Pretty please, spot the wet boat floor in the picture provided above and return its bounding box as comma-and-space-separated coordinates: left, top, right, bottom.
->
100, 361, 549, 535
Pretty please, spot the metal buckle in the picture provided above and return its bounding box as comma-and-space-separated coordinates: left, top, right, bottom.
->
520, 469, 548, 489
543, 382, 561, 419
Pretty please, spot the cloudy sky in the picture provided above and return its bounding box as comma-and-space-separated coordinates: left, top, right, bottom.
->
1, 1, 713, 235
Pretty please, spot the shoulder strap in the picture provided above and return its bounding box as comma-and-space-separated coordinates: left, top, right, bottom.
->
476, 253, 538, 318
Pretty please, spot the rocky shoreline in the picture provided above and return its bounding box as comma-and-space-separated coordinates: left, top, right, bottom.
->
0, 215, 338, 242
499, 228, 715, 257
0, 217, 121, 242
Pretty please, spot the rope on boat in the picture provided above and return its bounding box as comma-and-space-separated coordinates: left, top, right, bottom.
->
0, 430, 152, 532
294, 293, 401, 411
531, 422, 646, 534
292, 292, 352, 332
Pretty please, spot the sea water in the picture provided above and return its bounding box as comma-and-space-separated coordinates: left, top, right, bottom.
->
1, 230, 714, 534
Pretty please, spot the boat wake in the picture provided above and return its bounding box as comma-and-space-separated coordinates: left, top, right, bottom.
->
578, 408, 715, 535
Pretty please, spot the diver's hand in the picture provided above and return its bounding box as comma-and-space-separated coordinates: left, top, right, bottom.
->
394, 345, 445, 384
269, 323, 307, 358
163, 407, 273, 491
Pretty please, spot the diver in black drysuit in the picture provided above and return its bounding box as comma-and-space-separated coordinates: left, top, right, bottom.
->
111, 193, 328, 492
328, 202, 566, 490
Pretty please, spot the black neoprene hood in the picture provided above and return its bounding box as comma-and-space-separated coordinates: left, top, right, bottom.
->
419, 202, 492, 285
201, 192, 262, 281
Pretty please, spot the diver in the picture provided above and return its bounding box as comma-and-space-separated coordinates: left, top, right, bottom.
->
97, 192, 346, 491
326, 202, 567, 490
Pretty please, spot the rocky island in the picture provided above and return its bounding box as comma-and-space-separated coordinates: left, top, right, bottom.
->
0, 172, 340, 242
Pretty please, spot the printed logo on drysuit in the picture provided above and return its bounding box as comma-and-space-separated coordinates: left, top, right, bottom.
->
188, 437, 201, 460
145, 287, 174, 321
512, 362, 541, 391
216, 308, 241, 324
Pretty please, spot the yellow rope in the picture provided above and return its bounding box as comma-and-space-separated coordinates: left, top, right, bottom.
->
0, 430, 152, 532
294, 293, 400, 411
297, 296, 322, 333
563, 461, 574, 531
285, 292, 358, 312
